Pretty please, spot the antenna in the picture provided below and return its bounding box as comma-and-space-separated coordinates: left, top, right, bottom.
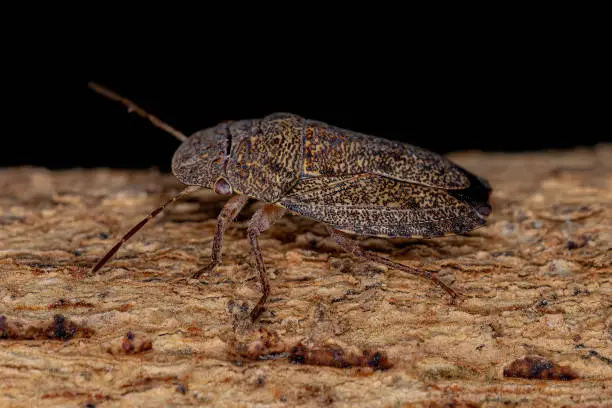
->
88, 81, 188, 142
90, 185, 200, 273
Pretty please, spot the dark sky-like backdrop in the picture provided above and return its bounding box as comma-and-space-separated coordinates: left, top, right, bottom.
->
2, 23, 606, 173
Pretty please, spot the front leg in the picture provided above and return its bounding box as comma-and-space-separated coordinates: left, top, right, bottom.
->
246, 204, 287, 320
190, 194, 249, 279
328, 227, 461, 301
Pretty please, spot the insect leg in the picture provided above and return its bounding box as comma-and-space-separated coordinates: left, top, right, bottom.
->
91, 185, 200, 274
327, 228, 460, 301
190, 194, 250, 279
247, 204, 287, 320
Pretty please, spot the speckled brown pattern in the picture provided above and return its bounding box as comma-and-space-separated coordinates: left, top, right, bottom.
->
171, 112, 491, 240
280, 173, 485, 238
226, 115, 304, 202
171, 123, 230, 187
302, 117, 470, 189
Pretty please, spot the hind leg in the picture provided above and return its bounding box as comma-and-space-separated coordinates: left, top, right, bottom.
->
327, 227, 460, 301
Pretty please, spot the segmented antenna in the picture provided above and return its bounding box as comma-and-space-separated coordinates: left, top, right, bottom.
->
91, 185, 200, 273
88, 81, 188, 142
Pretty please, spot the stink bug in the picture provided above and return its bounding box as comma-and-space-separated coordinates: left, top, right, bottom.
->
87, 82, 492, 320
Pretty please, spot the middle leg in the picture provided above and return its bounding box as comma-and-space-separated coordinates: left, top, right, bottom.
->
246, 203, 287, 320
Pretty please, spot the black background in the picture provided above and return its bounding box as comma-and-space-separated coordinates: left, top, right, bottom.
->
3, 14, 607, 173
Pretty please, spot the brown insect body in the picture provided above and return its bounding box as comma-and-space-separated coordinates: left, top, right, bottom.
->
88, 83, 492, 321
172, 112, 491, 238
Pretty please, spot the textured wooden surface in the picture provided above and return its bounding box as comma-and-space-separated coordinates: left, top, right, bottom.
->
1, 145, 611, 407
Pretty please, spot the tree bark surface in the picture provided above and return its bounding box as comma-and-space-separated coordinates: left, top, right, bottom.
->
1, 145, 611, 407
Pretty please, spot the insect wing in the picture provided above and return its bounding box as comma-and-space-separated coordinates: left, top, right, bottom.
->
279, 173, 487, 238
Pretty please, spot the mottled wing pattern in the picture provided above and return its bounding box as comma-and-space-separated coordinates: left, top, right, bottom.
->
226, 116, 304, 202
279, 173, 487, 238
303, 120, 470, 189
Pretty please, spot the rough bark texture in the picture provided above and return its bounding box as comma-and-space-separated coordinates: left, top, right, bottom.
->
1, 145, 611, 407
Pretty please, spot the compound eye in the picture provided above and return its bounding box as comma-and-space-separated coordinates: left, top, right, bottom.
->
213, 177, 233, 196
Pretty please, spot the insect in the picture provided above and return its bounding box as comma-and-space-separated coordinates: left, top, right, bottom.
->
87, 82, 492, 321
